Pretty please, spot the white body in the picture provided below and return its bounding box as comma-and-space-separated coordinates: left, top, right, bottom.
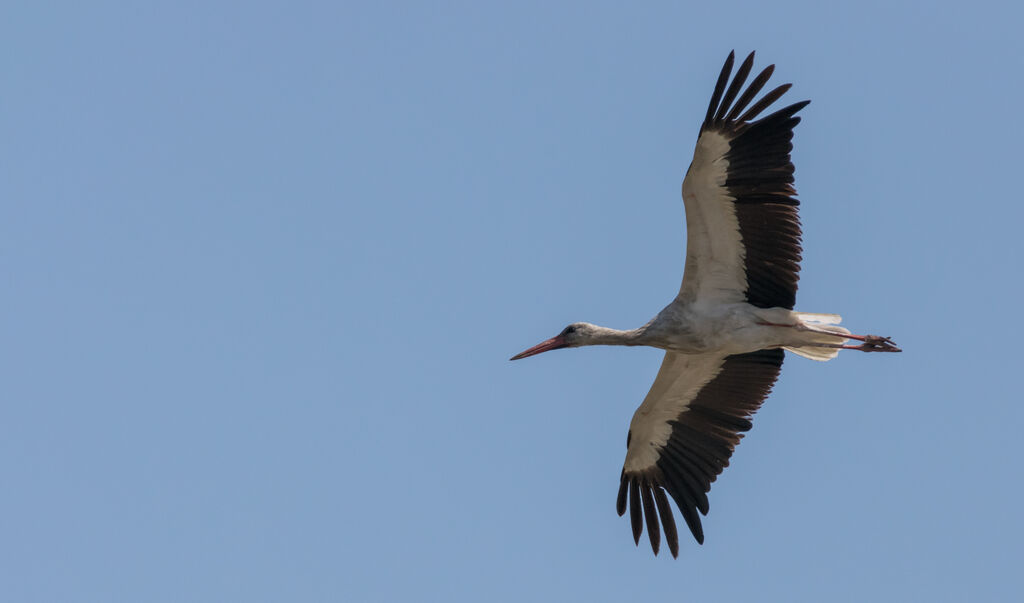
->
640, 301, 848, 358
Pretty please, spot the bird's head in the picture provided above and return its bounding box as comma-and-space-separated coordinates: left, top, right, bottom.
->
510, 322, 596, 360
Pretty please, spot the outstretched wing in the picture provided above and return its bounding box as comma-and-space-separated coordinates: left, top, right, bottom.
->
678, 51, 807, 310
617, 348, 784, 557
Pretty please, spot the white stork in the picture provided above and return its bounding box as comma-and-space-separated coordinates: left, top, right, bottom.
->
511, 51, 900, 558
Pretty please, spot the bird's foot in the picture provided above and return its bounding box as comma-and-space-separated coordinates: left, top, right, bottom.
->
843, 335, 901, 353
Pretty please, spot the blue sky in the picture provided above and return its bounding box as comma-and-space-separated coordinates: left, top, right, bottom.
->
3, 1, 1023, 601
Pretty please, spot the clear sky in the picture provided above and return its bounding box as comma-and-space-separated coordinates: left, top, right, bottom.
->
4, 1, 1023, 601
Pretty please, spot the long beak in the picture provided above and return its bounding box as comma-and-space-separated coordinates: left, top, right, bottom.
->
510, 335, 569, 361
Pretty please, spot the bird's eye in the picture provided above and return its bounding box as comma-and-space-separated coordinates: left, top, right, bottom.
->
563, 326, 576, 335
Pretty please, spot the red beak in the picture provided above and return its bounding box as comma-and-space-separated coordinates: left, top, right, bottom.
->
510, 335, 569, 360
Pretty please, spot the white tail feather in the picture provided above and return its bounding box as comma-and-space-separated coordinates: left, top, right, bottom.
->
784, 312, 851, 362
797, 312, 843, 324
784, 345, 840, 361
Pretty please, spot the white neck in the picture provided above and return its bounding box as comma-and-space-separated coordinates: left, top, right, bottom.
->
581, 324, 650, 347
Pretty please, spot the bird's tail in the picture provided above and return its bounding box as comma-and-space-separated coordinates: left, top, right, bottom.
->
783, 312, 850, 361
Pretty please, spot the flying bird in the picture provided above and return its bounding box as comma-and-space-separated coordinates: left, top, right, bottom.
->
510, 51, 900, 558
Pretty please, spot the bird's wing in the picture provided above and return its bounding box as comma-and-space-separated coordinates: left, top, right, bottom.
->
678, 51, 807, 309
617, 348, 784, 557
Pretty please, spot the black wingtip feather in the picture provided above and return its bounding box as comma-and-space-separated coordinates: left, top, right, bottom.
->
616, 474, 628, 516
704, 51, 735, 128
736, 83, 793, 123
641, 485, 661, 555
629, 480, 643, 545
653, 487, 679, 558
665, 488, 705, 545
713, 51, 754, 124
724, 64, 774, 123
763, 99, 810, 123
